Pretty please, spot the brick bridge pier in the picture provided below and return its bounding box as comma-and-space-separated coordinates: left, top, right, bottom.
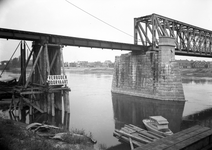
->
112, 37, 186, 132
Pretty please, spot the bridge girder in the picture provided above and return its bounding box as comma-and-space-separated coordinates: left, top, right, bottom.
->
134, 14, 212, 57
0, 13, 212, 57
0, 28, 148, 52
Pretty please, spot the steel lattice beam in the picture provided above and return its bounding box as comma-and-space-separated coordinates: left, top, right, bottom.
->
134, 14, 212, 57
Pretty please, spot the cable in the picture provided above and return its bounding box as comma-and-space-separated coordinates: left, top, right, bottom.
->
65, 0, 135, 39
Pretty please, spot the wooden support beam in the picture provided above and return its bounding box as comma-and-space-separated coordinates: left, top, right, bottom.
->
22, 97, 44, 113
18, 45, 33, 85
60, 47, 65, 75
50, 50, 59, 71
25, 45, 43, 88
45, 44, 50, 75
36, 61, 45, 84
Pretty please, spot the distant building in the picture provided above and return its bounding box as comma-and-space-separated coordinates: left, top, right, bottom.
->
69, 62, 77, 67
64, 62, 69, 67
77, 61, 88, 67
176, 60, 212, 69
176, 60, 191, 68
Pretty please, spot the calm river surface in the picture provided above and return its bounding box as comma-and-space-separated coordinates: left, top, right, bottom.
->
66, 71, 212, 148
1, 70, 212, 149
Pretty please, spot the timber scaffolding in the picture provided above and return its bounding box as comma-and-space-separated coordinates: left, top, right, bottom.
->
6, 41, 70, 129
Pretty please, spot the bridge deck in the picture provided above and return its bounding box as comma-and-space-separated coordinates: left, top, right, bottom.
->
0, 28, 148, 52
135, 125, 212, 150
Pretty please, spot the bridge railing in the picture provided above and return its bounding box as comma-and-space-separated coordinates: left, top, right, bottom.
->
134, 14, 212, 57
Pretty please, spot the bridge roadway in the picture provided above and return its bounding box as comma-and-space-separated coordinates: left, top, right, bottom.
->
0, 26, 212, 58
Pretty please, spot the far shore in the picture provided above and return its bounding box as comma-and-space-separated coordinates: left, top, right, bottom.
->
64, 67, 114, 74
2, 67, 212, 78
64, 67, 212, 78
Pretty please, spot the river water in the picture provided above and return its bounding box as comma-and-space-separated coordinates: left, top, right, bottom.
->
1, 70, 212, 149
66, 71, 212, 148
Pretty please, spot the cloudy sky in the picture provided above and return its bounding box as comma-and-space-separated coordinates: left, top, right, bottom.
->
0, 0, 212, 62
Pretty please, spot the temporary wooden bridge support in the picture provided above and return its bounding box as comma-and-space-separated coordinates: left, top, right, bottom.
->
9, 41, 70, 129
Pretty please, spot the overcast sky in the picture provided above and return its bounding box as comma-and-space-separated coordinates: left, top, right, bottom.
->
0, 0, 212, 62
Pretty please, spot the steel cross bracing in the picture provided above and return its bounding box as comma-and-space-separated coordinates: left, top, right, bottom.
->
134, 13, 212, 57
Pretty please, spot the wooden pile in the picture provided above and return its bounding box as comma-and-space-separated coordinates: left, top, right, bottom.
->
113, 124, 165, 149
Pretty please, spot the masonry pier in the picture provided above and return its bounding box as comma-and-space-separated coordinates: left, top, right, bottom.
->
112, 37, 186, 132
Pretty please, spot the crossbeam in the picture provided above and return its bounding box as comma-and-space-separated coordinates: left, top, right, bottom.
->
0, 28, 148, 51
134, 14, 212, 57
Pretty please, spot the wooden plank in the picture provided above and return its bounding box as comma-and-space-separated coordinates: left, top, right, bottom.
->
113, 132, 143, 147
171, 127, 209, 143
129, 137, 134, 150
135, 126, 204, 150
20, 91, 44, 95
166, 129, 212, 150
115, 129, 151, 144
136, 126, 212, 150
123, 126, 137, 134
147, 131, 165, 138
139, 131, 160, 140
138, 133, 154, 142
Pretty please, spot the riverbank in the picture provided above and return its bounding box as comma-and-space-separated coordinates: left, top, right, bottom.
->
5, 67, 212, 77
64, 67, 212, 77
181, 68, 212, 77
65, 67, 114, 74
0, 117, 105, 150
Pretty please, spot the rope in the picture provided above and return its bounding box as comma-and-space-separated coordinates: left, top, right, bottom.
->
0, 41, 22, 78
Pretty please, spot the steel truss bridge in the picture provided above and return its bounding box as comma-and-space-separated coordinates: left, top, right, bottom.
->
134, 14, 212, 57
0, 13, 212, 58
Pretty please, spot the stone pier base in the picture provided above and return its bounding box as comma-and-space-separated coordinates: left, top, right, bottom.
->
111, 37, 185, 132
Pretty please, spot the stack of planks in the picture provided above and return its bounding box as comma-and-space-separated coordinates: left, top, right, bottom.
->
113, 124, 165, 149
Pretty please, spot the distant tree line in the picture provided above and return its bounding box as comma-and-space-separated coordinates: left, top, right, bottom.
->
10, 57, 20, 68
0, 57, 32, 70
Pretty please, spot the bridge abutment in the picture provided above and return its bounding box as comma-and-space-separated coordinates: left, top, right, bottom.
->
112, 37, 185, 132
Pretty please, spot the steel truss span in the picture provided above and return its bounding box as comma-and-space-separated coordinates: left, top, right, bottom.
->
134, 14, 212, 57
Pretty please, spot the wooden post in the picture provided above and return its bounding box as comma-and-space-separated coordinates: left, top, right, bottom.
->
20, 98, 26, 123
61, 90, 67, 129
51, 93, 55, 117
48, 45, 62, 127
20, 41, 26, 85
65, 91, 70, 130
51, 93, 55, 124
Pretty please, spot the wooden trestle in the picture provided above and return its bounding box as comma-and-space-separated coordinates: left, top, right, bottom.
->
9, 41, 70, 129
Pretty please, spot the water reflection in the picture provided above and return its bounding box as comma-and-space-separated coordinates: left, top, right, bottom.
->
111, 92, 185, 133
182, 77, 212, 84
181, 108, 212, 130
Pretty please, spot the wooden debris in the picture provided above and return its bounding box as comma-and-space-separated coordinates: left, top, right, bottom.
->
113, 124, 165, 148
